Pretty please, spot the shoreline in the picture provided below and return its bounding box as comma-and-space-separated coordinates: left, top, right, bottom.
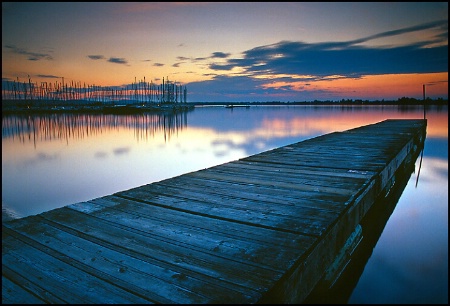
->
2, 99, 447, 115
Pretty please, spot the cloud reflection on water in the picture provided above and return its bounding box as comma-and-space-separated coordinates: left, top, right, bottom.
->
1, 105, 447, 303
1, 105, 447, 219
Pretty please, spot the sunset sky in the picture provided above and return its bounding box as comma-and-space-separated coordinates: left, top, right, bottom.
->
2, 2, 448, 102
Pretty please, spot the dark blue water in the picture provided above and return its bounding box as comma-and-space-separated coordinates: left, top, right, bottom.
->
2, 105, 448, 303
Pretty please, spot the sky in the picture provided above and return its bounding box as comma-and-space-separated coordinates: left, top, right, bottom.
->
2, 2, 448, 102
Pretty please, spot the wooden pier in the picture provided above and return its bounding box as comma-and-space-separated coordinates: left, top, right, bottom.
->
2, 119, 426, 304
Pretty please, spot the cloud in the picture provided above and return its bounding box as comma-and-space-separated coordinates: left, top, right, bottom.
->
113, 147, 130, 155
4, 45, 53, 61
207, 20, 448, 79
187, 75, 272, 100
88, 54, 129, 65
36, 74, 60, 79
211, 41, 447, 78
425, 80, 449, 86
108, 57, 128, 64
153, 63, 164, 67
184, 19, 448, 102
211, 52, 231, 58
354, 19, 448, 45
88, 55, 105, 60
23, 152, 58, 166
180, 52, 231, 64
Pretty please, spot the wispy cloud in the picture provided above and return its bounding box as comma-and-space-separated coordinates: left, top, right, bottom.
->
211, 52, 231, 59
108, 57, 128, 64
207, 20, 448, 79
189, 52, 232, 62
23, 152, 59, 166
353, 19, 448, 45
4, 45, 53, 61
88, 55, 129, 65
185, 20, 448, 102
88, 55, 105, 60
425, 80, 449, 86
153, 63, 164, 67
113, 147, 130, 155
36, 74, 60, 78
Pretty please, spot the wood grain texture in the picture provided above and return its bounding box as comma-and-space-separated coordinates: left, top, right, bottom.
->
2, 119, 426, 304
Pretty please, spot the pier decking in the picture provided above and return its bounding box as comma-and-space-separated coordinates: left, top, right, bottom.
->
2, 119, 426, 304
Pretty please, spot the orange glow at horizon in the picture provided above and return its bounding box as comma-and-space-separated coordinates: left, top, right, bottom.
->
259, 108, 448, 139
263, 72, 448, 99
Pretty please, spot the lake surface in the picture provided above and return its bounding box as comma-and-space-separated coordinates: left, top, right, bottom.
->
2, 104, 448, 303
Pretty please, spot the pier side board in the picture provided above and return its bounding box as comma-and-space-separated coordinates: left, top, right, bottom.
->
2, 119, 427, 304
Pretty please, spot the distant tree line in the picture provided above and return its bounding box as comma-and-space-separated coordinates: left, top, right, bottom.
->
190, 97, 448, 106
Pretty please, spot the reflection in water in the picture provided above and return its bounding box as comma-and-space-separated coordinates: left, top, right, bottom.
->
1, 105, 447, 304
304, 130, 425, 303
2, 111, 189, 147
415, 147, 424, 188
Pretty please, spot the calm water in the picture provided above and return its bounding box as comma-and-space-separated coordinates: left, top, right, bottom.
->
2, 105, 448, 303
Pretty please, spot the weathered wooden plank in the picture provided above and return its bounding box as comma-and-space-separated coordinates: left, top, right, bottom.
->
159, 173, 352, 205
4, 217, 258, 304
243, 129, 420, 172
2, 119, 427, 304
257, 120, 427, 303
32, 207, 290, 302
2, 275, 46, 304
82, 196, 315, 250
117, 185, 341, 237
155, 176, 347, 212
243, 154, 387, 172
2, 225, 155, 304
187, 170, 357, 195
216, 160, 377, 180
144, 178, 346, 220
2, 265, 67, 304
201, 165, 368, 190
70, 203, 302, 271
43, 206, 291, 282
